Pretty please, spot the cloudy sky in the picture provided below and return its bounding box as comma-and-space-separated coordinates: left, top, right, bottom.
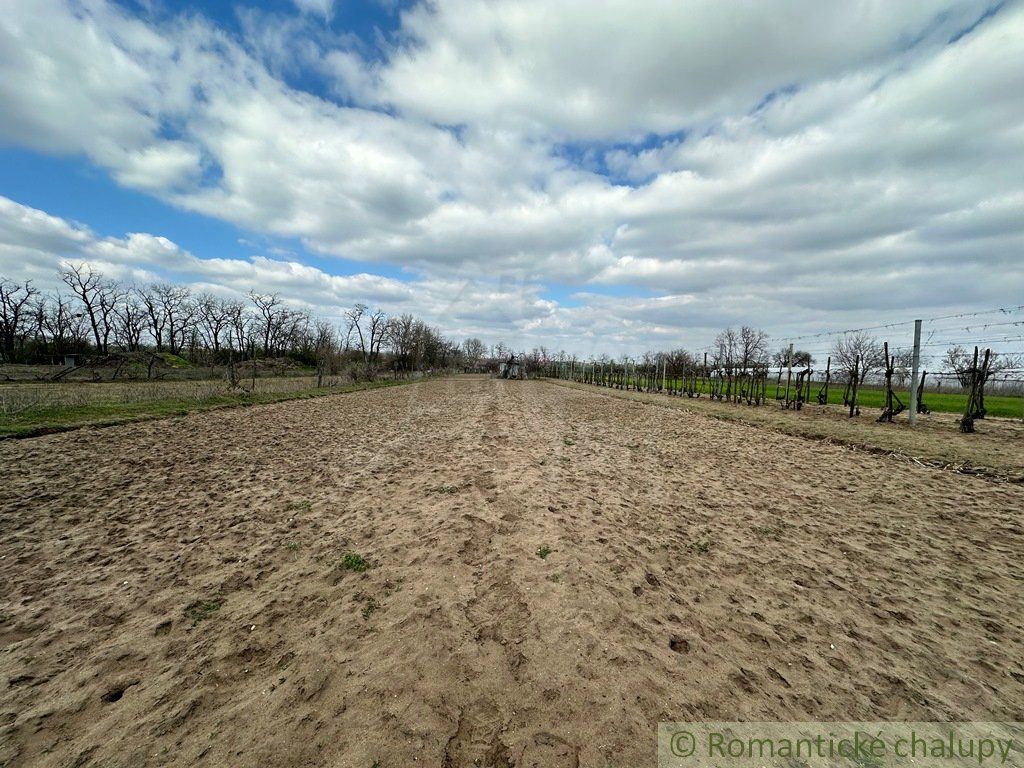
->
1, 0, 1022, 356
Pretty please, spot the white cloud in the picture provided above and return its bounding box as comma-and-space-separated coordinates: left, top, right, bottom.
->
292, 0, 335, 20
0, 195, 563, 343
374, 0, 993, 138
0, 0, 1022, 355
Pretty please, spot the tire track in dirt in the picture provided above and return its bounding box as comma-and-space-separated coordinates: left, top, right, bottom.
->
443, 382, 533, 768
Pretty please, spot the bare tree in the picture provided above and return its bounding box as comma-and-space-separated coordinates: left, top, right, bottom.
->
738, 326, 770, 371
224, 300, 251, 356
150, 283, 194, 356
0, 278, 39, 361
366, 309, 388, 365
771, 346, 814, 368
4, 266, 468, 376
831, 332, 885, 383
139, 285, 168, 351
113, 292, 147, 352
60, 264, 121, 354
312, 318, 337, 385
713, 327, 739, 367
943, 345, 1021, 388
37, 292, 87, 358
249, 291, 284, 356
891, 348, 915, 387
462, 337, 486, 371
386, 314, 417, 373
195, 294, 230, 356
344, 302, 367, 359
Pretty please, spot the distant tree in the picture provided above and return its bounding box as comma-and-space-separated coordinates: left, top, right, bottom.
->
249, 291, 283, 357
831, 332, 885, 383
0, 278, 39, 362
462, 337, 486, 370
195, 294, 230, 355
4, 267, 468, 376
664, 347, 697, 375
367, 309, 388, 365
312, 318, 338, 384
713, 327, 739, 367
344, 302, 367, 358
224, 300, 251, 356
738, 326, 770, 370
771, 346, 814, 368
891, 348, 915, 387
36, 292, 87, 358
60, 264, 121, 354
386, 314, 416, 373
943, 345, 1021, 388
113, 292, 147, 352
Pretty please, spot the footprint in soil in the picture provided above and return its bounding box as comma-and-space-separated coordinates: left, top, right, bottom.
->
669, 636, 691, 654
100, 679, 140, 703
519, 731, 581, 767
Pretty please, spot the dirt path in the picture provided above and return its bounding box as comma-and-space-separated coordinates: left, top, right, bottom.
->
1, 378, 1021, 767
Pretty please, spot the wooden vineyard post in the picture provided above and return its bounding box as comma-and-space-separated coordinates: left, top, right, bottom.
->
783, 343, 793, 407
908, 319, 922, 426
848, 355, 860, 417
817, 356, 831, 405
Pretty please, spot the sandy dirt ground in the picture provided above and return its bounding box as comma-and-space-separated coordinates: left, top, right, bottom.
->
553, 380, 1024, 482
1, 377, 1022, 767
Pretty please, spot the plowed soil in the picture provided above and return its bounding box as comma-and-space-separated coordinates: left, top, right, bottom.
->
1, 377, 1021, 767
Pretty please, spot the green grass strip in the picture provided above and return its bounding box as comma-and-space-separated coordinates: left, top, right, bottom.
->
0, 378, 415, 439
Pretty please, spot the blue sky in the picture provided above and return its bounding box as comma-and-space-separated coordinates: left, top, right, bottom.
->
1, 0, 1022, 356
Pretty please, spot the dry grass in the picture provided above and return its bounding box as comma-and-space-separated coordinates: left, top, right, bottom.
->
0, 375, 414, 438
0, 375, 347, 417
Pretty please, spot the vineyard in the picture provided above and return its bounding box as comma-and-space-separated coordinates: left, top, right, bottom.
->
542, 305, 1024, 429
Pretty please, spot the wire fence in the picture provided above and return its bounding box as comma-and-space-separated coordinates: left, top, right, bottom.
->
544, 303, 1024, 425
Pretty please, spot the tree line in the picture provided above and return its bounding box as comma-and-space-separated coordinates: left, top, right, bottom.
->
0, 267, 466, 376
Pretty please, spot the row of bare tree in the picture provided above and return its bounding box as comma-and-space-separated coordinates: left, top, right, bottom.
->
0, 267, 464, 375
